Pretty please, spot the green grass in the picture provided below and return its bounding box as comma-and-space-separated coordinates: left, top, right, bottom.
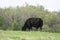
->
0, 30, 60, 40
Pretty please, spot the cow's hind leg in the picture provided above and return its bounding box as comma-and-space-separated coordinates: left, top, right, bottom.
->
40, 27, 42, 31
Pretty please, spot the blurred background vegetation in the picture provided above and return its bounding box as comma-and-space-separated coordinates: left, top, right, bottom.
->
0, 4, 60, 33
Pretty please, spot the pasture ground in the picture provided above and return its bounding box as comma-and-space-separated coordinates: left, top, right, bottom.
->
0, 30, 60, 40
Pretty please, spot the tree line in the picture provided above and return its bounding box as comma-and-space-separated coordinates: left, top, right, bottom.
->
0, 5, 60, 32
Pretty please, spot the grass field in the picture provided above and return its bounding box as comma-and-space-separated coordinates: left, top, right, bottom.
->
0, 30, 60, 40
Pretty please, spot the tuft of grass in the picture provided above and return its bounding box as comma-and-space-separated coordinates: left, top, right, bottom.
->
0, 31, 60, 40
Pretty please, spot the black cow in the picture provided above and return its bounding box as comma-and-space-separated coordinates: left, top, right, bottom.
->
22, 18, 43, 31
